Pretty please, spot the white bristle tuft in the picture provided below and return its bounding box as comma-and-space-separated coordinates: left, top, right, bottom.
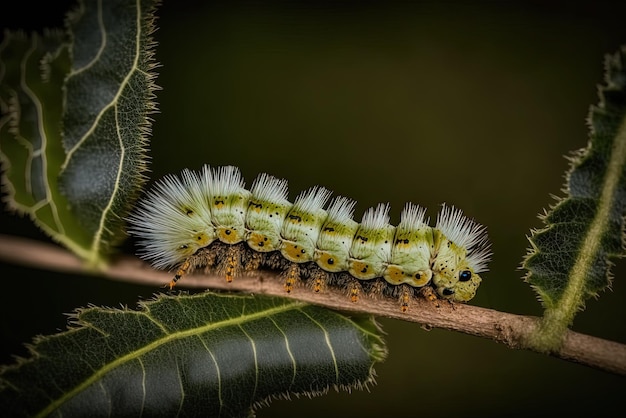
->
293, 186, 332, 212
398, 203, 427, 230
326, 196, 357, 223
251, 172, 289, 203
127, 170, 214, 269
436, 204, 491, 272
211, 165, 245, 195
466, 239, 492, 273
360, 203, 390, 229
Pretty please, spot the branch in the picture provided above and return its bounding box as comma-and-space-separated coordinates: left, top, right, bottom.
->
1, 233, 625, 376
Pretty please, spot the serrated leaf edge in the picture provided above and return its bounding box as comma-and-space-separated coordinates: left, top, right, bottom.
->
523, 48, 626, 351
59, 0, 159, 264
35, 297, 305, 418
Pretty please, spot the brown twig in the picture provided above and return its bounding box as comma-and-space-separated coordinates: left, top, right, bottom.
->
1, 233, 625, 376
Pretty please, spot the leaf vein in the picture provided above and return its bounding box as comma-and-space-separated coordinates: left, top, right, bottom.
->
557, 114, 626, 325
89, 0, 142, 256
300, 310, 339, 384
70, 0, 107, 77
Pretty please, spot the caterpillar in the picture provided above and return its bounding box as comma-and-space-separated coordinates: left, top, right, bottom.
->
127, 165, 491, 310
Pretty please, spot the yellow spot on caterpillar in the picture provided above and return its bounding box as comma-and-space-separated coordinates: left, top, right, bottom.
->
415, 270, 432, 286
282, 241, 309, 263
315, 251, 341, 272
349, 260, 371, 279
217, 227, 243, 244
195, 232, 211, 247
247, 231, 276, 252
384, 265, 404, 284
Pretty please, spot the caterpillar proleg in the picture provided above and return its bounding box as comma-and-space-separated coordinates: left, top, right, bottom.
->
128, 165, 491, 308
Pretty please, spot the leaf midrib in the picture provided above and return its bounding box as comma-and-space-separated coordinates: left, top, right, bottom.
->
552, 112, 626, 327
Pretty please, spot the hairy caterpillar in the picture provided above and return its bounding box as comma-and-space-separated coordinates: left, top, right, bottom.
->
128, 165, 491, 310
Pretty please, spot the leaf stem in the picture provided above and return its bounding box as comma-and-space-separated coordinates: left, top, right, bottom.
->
1, 233, 625, 376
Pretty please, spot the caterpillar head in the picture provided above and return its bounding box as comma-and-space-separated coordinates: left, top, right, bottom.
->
432, 263, 482, 302
432, 205, 491, 302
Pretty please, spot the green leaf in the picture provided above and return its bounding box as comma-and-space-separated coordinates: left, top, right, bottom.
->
0, 31, 90, 253
0, 292, 386, 418
523, 45, 626, 351
0, 0, 159, 266
59, 0, 159, 261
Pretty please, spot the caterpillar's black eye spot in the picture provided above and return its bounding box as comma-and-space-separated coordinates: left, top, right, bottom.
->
442, 288, 455, 296
459, 270, 472, 282
327, 258, 334, 265
225, 229, 231, 235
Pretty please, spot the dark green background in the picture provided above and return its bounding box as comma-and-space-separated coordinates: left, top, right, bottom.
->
1, 1, 625, 416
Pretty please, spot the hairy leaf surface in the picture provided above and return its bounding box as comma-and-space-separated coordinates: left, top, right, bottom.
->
59, 0, 159, 260
0, 292, 386, 418
523, 46, 626, 349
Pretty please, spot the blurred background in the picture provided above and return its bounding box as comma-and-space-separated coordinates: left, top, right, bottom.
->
1, 0, 625, 416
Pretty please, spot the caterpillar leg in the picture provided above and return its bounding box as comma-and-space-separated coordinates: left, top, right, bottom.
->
169, 258, 192, 289
399, 285, 413, 312
215, 244, 245, 282
332, 274, 364, 303
244, 249, 263, 272
168, 247, 218, 289
346, 279, 363, 303
365, 279, 386, 300
308, 266, 330, 293
283, 263, 301, 293
419, 286, 440, 307
349, 282, 362, 303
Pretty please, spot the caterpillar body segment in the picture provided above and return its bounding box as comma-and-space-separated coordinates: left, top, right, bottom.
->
383, 203, 433, 287
279, 186, 331, 263
128, 165, 491, 305
314, 196, 359, 273
209, 166, 251, 244
245, 173, 292, 252
347, 204, 395, 281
